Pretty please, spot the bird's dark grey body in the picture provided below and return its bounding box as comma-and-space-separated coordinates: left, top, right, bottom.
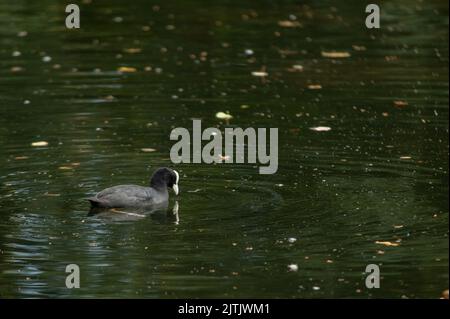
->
87, 167, 179, 209
89, 185, 168, 208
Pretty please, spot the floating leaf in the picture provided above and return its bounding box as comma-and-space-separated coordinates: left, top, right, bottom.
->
11, 66, 24, 73
352, 45, 367, 51
44, 192, 60, 197
321, 51, 351, 58
287, 264, 299, 272
141, 148, 156, 153
394, 100, 408, 108
123, 48, 142, 54
278, 20, 301, 28
310, 126, 331, 132
375, 241, 400, 247
31, 141, 48, 147
117, 66, 137, 73
216, 112, 233, 120
307, 84, 322, 90
251, 71, 268, 77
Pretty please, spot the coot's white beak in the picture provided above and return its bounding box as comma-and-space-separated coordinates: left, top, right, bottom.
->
173, 170, 180, 195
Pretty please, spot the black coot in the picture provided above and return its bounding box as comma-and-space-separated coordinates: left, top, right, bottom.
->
87, 167, 179, 209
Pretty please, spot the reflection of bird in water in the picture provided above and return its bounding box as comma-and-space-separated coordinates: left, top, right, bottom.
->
88, 201, 180, 224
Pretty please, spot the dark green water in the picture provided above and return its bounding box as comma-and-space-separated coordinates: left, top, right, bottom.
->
0, 0, 448, 298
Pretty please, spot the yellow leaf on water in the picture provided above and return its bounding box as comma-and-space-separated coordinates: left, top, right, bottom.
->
321, 51, 351, 58
117, 66, 137, 73
310, 126, 331, 132
141, 148, 156, 152
251, 71, 268, 77
216, 112, 233, 120
31, 141, 48, 147
278, 20, 302, 28
375, 241, 400, 247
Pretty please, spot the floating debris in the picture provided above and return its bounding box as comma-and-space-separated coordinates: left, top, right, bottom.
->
44, 193, 61, 197
399, 156, 412, 160
307, 84, 322, 90
442, 289, 449, 299
117, 66, 137, 73
288, 64, 303, 72
278, 20, 301, 28
385, 55, 398, 62
59, 166, 73, 170
141, 148, 156, 153
251, 71, 268, 77
240, 104, 250, 109
123, 48, 142, 54
352, 45, 367, 51
287, 264, 299, 272
321, 51, 351, 58
310, 126, 331, 132
31, 141, 49, 147
312, 286, 321, 291
394, 100, 408, 108
375, 241, 400, 247
42, 56, 52, 63
215, 112, 233, 120
287, 237, 297, 243
244, 49, 254, 56
14, 156, 29, 160
10, 66, 24, 73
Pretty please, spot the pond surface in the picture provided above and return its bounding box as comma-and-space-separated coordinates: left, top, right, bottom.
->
0, 0, 448, 298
